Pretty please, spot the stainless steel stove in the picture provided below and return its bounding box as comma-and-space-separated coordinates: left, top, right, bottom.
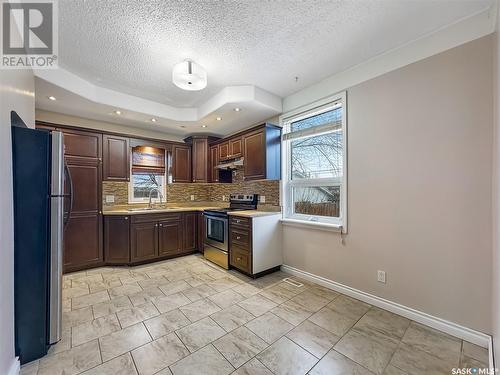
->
203, 194, 258, 269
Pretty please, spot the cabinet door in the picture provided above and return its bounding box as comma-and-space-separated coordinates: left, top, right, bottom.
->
183, 213, 197, 252
172, 145, 191, 183
210, 145, 219, 182
229, 138, 242, 158
158, 220, 182, 256
243, 130, 266, 180
131, 222, 158, 262
219, 142, 229, 160
62, 129, 103, 272
104, 216, 130, 264
103, 135, 129, 181
192, 138, 208, 183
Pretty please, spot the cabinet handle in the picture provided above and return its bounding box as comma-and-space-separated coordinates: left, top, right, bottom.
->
235, 219, 241, 223
159, 224, 162, 227
236, 236, 241, 240
124, 217, 128, 220
155, 224, 158, 227
237, 257, 242, 261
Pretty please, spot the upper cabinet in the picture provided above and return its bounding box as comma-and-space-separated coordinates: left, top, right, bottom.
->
103, 134, 130, 181
243, 124, 281, 181
229, 137, 242, 159
184, 136, 220, 183
172, 144, 192, 183
210, 145, 219, 183
219, 141, 229, 160
192, 137, 209, 183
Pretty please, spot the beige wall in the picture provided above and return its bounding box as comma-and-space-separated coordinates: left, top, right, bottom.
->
283, 36, 493, 333
0, 69, 35, 374
35, 109, 184, 142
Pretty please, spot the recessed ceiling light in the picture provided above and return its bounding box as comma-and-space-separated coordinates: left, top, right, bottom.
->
216, 117, 221, 121
180, 125, 186, 128
48, 96, 56, 101
234, 107, 241, 112
151, 118, 157, 122
114, 110, 121, 115
201, 125, 207, 128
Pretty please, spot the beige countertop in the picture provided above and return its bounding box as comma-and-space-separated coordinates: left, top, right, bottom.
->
103, 204, 281, 217
227, 210, 281, 218
103, 206, 220, 216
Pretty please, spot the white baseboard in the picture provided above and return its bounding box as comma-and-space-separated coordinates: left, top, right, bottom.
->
7, 357, 20, 375
281, 264, 492, 350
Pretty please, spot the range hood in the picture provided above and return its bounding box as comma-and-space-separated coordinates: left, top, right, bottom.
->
215, 157, 244, 170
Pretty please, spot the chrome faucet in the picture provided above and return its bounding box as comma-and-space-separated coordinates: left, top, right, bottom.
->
148, 187, 164, 209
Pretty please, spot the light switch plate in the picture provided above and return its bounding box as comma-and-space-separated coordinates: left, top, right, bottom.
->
190, 195, 195, 201
260, 196, 266, 203
105, 195, 115, 203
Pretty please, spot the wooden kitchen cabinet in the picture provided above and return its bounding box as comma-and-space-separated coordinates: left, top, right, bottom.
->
184, 212, 197, 252
191, 137, 209, 183
158, 220, 183, 256
102, 134, 129, 181
243, 124, 281, 181
172, 144, 191, 183
229, 213, 282, 277
219, 141, 229, 160
229, 137, 242, 158
130, 222, 158, 262
210, 145, 219, 182
104, 216, 130, 264
61, 128, 103, 273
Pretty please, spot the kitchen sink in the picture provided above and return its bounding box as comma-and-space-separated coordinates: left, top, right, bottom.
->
127, 206, 182, 212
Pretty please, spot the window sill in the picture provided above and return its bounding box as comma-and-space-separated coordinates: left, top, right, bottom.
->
280, 218, 344, 233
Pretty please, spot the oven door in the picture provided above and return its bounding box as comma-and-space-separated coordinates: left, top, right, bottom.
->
204, 214, 228, 251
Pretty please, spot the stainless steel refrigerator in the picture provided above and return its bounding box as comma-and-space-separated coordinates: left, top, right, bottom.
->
11, 124, 72, 364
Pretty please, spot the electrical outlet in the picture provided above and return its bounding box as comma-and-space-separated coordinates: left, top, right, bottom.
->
105, 195, 115, 203
190, 195, 195, 201
222, 195, 227, 201
377, 270, 386, 284
260, 195, 266, 203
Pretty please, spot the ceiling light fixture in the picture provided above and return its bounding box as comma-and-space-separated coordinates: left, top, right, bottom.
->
114, 110, 121, 115
172, 59, 207, 91
48, 96, 56, 101
151, 118, 157, 122
234, 107, 241, 112
216, 117, 221, 121
201, 125, 207, 128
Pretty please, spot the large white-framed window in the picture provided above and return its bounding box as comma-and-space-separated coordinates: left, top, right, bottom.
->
281, 92, 347, 230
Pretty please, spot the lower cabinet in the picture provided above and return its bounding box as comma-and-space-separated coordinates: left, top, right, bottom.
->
184, 212, 197, 252
131, 221, 158, 262
158, 220, 182, 256
104, 215, 130, 264
104, 211, 200, 265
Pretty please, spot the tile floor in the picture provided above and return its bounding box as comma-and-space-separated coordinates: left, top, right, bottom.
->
20, 254, 489, 375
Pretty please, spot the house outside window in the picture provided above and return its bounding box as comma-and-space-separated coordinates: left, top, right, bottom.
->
281, 92, 347, 230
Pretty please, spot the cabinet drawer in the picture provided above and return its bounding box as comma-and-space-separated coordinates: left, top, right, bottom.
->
230, 248, 251, 273
230, 228, 250, 250
131, 213, 182, 223
230, 216, 251, 227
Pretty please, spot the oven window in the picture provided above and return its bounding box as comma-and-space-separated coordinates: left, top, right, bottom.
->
207, 218, 225, 243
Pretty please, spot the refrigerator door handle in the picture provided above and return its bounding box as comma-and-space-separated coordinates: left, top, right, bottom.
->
64, 162, 73, 228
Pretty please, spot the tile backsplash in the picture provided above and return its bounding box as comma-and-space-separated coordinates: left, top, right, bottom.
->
102, 170, 280, 208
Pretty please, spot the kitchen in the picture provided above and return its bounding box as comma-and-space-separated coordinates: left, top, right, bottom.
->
3, 1, 498, 375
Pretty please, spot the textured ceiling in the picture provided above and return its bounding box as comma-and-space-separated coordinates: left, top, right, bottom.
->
58, 0, 492, 108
